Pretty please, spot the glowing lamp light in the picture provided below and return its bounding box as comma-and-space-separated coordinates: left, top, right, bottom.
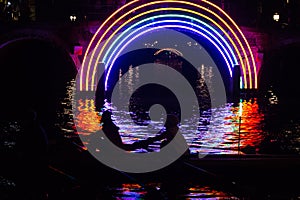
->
74, 46, 83, 56
70, 15, 77, 21
273, 13, 280, 22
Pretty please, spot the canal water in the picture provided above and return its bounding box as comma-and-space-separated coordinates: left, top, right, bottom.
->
2, 72, 300, 200
57, 65, 300, 156
2, 41, 300, 199
48, 66, 300, 199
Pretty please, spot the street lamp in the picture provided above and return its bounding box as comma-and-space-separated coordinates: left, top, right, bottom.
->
70, 15, 77, 22
273, 13, 280, 22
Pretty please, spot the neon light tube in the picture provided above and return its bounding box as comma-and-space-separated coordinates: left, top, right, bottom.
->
82, 0, 256, 91
90, 7, 247, 90
80, 0, 139, 91
104, 19, 233, 77
102, 14, 237, 65
203, 0, 257, 88
102, 19, 235, 79
104, 24, 232, 91
85, 1, 249, 91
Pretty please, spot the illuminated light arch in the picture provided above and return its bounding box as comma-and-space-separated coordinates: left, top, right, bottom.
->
95, 11, 242, 91
91, 7, 246, 91
83, 1, 252, 90
102, 14, 238, 68
81, 0, 257, 91
203, 0, 257, 88
104, 19, 235, 74
80, 0, 139, 92
104, 24, 233, 90
154, 48, 183, 57
102, 14, 237, 68
88, 5, 248, 90
103, 21, 234, 90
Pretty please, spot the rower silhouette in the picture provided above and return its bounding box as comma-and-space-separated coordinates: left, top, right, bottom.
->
100, 110, 141, 151
100, 111, 190, 156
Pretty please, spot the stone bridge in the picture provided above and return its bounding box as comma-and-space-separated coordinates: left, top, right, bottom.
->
0, 17, 300, 92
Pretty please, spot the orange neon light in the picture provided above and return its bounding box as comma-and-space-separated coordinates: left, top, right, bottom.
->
80, 0, 139, 91
203, 0, 257, 88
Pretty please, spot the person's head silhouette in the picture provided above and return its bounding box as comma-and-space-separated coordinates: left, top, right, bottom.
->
165, 114, 179, 129
101, 110, 112, 123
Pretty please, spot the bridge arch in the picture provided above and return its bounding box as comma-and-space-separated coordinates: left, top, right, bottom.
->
0, 28, 77, 121
80, 0, 257, 92
0, 28, 78, 67
259, 41, 300, 100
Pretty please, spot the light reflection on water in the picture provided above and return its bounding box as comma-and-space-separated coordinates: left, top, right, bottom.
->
58, 69, 265, 155
106, 66, 264, 154
106, 183, 239, 200
108, 183, 147, 200
185, 185, 239, 199
100, 98, 264, 155
1, 73, 299, 199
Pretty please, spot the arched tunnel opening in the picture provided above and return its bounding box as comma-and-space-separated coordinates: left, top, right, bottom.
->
259, 44, 300, 100
96, 44, 231, 125
0, 38, 78, 138
258, 43, 300, 118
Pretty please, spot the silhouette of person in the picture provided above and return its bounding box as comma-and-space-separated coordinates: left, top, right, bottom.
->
100, 111, 190, 157
136, 114, 190, 156
100, 111, 191, 198
147, 114, 180, 149
100, 110, 141, 151
139, 114, 191, 198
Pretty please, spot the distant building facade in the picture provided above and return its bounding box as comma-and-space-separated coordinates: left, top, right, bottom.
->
1, 0, 300, 28
1, 0, 300, 79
